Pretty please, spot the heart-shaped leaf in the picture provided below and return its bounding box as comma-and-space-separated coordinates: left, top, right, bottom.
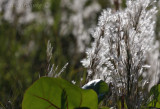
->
22, 77, 98, 109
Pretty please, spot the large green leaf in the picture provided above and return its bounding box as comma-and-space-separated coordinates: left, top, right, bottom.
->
82, 79, 109, 103
148, 84, 160, 108
22, 77, 98, 109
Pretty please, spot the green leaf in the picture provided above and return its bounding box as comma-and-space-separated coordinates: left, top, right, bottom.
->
22, 77, 98, 109
82, 79, 109, 103
148, 84, 160, 108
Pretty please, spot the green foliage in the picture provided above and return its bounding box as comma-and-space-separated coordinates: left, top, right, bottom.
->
82, 80, 109, 103
0, 0, 160, 108
32, 0, 46, 12
148, 84, 160, 108
99, 107, 110, 109
121, 0, 127, 8
22, 77, 98, 109
148, 84, 160, 107
98, 0, 111, 9
117, 99, 128, 109
61, 89, 68, 109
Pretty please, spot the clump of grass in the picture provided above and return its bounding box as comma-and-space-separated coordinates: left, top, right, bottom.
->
81, 0, 159, 108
